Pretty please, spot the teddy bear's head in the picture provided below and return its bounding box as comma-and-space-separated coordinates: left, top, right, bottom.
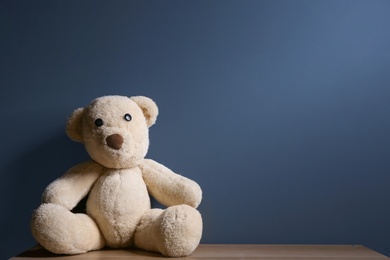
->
65, 95, 158, 169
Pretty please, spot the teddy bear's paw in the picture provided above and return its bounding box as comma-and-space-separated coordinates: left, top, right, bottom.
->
159, 205, 203, 257
31, 203, 105, 254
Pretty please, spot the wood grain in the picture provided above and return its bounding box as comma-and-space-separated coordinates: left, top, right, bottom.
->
10, 244, 389, 259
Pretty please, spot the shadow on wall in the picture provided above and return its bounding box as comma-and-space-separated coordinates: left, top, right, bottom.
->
1, 133, 89, 259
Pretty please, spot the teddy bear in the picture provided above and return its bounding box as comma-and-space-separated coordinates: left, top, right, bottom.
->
30, 95, 203, 257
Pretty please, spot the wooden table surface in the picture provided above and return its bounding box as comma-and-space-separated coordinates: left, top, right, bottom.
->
10, 244, 389, 260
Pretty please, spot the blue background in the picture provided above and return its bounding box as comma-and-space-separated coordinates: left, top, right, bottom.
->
1, 0, 389, 258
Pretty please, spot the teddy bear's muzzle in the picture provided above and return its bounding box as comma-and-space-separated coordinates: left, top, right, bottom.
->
106, 134, 124, 150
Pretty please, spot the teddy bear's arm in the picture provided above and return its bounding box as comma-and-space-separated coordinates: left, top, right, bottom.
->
42, 161, 103, 210
140, 159, 202, 208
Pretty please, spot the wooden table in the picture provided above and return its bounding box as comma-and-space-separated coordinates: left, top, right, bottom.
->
10, 244, 389, 259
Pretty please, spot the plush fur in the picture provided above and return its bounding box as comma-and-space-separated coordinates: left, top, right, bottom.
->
31, 95, 203, 257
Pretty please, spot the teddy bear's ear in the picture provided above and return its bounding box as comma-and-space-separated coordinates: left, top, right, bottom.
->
130, 96, 159, 127
66, 107, 85, 143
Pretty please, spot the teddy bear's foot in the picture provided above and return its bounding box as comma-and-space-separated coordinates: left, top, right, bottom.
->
158, 205, 203, 257
31, 203, 105, 254
134, 205, 202, 257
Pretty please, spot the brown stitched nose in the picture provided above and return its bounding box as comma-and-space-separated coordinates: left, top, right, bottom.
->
106, 134, 123, 150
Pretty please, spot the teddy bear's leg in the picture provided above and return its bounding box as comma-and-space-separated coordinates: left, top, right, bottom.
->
134, 205, 202, 257
31, 203, 105, 254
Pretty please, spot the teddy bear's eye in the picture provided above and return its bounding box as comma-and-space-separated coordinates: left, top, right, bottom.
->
95, 118, 103, 127
124, 113, 132, 121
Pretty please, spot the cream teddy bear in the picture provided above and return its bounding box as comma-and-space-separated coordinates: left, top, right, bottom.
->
31, 95, 203, 257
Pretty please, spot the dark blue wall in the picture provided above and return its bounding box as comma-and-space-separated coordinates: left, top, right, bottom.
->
1, 0, 389, 258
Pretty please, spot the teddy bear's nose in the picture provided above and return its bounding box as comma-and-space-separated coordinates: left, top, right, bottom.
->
106, 134, 123, 150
